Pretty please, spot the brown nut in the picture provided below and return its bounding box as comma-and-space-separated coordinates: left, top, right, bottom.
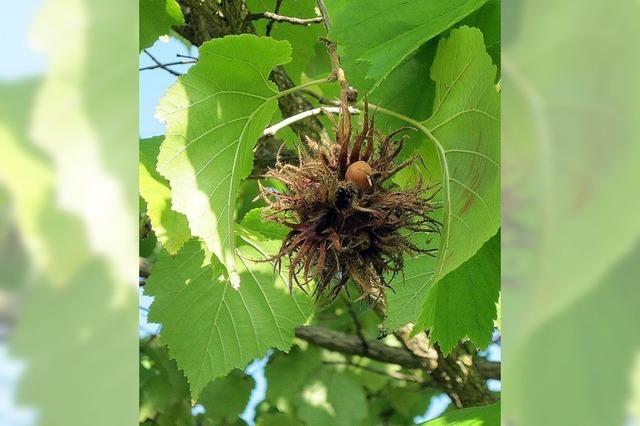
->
345, 160, 373, 190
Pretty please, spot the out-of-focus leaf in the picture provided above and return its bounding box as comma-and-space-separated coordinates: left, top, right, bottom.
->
265, 345, 324, 412
11, 261, 138, 426
139, 137, 191, 254
199, 370, 254, 423
506, 242, 640, 425
256, 413, 304, 426
0, 81, 89, 283
156, 34, 291, 288
139, 343, 191, 423
145, 239, 312, 399
139, 0, 185, 51
295, 369, 367, 426
388, 384, 436, 419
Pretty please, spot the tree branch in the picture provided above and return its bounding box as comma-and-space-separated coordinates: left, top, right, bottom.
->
247, 11, 323, 26
315, 0, 332, 30
394, 328, 498, 408
139, 59, 197, 72
295, 325, 500, 381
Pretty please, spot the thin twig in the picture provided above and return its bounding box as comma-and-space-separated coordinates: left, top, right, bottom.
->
266, 0, 283, 36
263, 106, 360, 137
323, 360, 428, 385
176, 53, 198, 60
248, 11, 323, 26
343, 296, 369, 352
315, 0, 332, 30
142, 49, 181, 76
139, 59, 197, 71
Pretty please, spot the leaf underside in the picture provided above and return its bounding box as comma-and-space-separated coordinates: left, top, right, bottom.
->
156, 34, 292, 287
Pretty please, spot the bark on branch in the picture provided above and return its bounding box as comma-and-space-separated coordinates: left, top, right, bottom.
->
295, 325, 500, 381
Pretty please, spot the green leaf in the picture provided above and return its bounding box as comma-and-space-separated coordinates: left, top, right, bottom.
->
199, 370, 254, 423
156, 35, 292, 288
384, 249, 438, 331
256, 413, 304, 426
139, 137, 191, 255
139, 344, 191, 423
0, 81, 89, 283
295, 369, 368, 426
10, 262, 138, 426
422, 402, 500, 425
329, 0, 487, 91
240, 208, 289, 242
388, 384, 437, 419
421, 26, 500, 282
378, 27, 500, 332
415, 232, 500, 354
265, 345, 324, 412
139, 0, 185, 51
458, 0, 501, 69
145, 239, 313, 399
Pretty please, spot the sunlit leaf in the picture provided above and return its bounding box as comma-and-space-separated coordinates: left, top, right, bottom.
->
156, 35, 292, 288
139, 0, 185, 51
145, 239, 312, 399
139, 137, 190, 254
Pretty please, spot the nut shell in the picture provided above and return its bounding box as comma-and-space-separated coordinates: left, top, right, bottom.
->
346, 161, 373, 190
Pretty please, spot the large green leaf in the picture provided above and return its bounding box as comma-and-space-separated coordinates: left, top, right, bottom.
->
421, 26, 500, 282
384, 26, 499, 330
328, 0, 487, 91
156, 35, 292, 288
145, 239, 313, 399
415, 232, 500, 354
139, 137, 190, 254
139, 0, 184, 51
422, 402, 499, 425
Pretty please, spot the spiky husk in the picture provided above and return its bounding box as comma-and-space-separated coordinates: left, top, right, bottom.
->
260, 105, 439, 305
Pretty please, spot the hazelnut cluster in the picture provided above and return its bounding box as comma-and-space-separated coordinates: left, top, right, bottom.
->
260, 104, 439, 305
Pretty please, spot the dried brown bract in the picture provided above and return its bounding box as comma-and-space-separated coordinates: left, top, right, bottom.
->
260, 103, 439, 306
